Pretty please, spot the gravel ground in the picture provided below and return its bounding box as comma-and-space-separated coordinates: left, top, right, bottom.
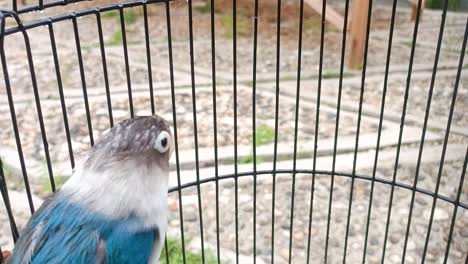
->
167, 159, 468, 264
2, 5, 465, 92
0, 86, 378, 164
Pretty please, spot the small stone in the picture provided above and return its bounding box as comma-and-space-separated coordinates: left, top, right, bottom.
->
407, 240, 416, 251
169, 220, 179, 227
460, 227, 468, 237
390, 254, 400, 263
279, 248, 289, 259
223, 181, 235, 189
293, 232, 305, 241
389, 234, 400, 244
185, 213, 198, 222
406, 256, 416, 263
367, 255, 380, 263
425, 208, 450, 221
181, 195, 199, 206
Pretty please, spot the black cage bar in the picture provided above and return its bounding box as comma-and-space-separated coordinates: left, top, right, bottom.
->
0, 0, 467, 263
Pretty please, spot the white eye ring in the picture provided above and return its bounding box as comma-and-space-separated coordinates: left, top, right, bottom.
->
154, 131, 170, 154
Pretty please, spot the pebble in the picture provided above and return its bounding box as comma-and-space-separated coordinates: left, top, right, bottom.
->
424, 208, 450, 221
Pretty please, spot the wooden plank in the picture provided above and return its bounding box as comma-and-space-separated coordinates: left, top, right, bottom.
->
348, 0, 369, 69
304, 0, 344, 31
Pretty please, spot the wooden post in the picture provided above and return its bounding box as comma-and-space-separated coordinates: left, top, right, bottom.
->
411, 0, 426, 21
348, 0, 370, 69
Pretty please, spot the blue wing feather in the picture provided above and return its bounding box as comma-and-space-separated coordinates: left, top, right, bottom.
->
7, 194, 156, 264
105, 228, 155, 263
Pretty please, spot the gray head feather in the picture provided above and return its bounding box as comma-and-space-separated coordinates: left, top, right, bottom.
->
84, 115, 173, 172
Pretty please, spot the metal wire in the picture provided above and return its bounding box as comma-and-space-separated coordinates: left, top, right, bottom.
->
251, 0, 259, 263
420, 16, 467, 262
0, 158, 19, 241
15, 11, 57, 194
96, 12, 114, 128
164, 0, 186, 262
209, 0, 221, 262
398, 0, 431, 261
0, 12, 35, 213
143, 4, 155, 115
232, 0, 240, 262
72, 16, 94, 146
271, 0, 282, 261
48, 22, 75, 170
400, 0, 451, 258
1, 1, 467, 263
343, 0, 373, 261
288, 0, 304, 262
442, 23, 468, 264
187, 0, 206, 261
381, 0, 423, 261
167, 170, 468, 210
362, 0, 398, 261
318, 1, 330, 261
119, 7, 134, 118
443, 147, 468, 264
4, 0, 170, 37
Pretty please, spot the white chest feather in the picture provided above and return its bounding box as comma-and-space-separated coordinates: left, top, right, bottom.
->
61, 159, 169, 261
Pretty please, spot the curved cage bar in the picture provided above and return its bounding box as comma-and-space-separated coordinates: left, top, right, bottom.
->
0, 0, 467, 263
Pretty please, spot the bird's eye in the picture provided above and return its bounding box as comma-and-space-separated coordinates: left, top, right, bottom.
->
154, 131, 170, 153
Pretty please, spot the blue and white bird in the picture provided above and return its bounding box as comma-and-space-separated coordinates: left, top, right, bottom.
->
7, 115, 174, 264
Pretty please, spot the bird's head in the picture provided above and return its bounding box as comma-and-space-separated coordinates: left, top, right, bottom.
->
59, 115, 174, 226
82, 115, 174, 173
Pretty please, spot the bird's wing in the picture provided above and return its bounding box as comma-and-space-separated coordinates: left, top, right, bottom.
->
7, 196, 156, 264
104, 226, 156, 264
29, 225, 102, 264
6, 197, 102, 264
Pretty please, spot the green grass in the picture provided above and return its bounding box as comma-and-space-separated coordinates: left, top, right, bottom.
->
447, 47, 468, 55
106, 29, 140, 46
40, 175, 68, 193
1, 162, 12, 177
304, 19, 321, 33
193, 4, 211, 13
238, 154, 265, 165
255, 124, 275, 146
403, 40, 414, 48
103, 10, 119, 18
103, 9, 137, 25
322, 71, 353, 79
427, 0, 462, 10
123, 10, 137, 25
45, 94, 60, 100
107, 30, 124, 46
220, 14, 249, 39
6, 19, 17, 27
295, 151, 313, 160
1, 162, 24, 190
161, 238, 217, 264
228, 123, 274, 165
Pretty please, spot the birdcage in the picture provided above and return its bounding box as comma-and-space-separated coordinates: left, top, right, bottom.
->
0, 0, 466, 263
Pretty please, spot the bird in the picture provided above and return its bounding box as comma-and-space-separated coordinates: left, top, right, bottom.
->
6, 115, 174, 264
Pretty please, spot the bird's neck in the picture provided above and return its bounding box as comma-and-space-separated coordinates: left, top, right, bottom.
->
61, 160, 169, 229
